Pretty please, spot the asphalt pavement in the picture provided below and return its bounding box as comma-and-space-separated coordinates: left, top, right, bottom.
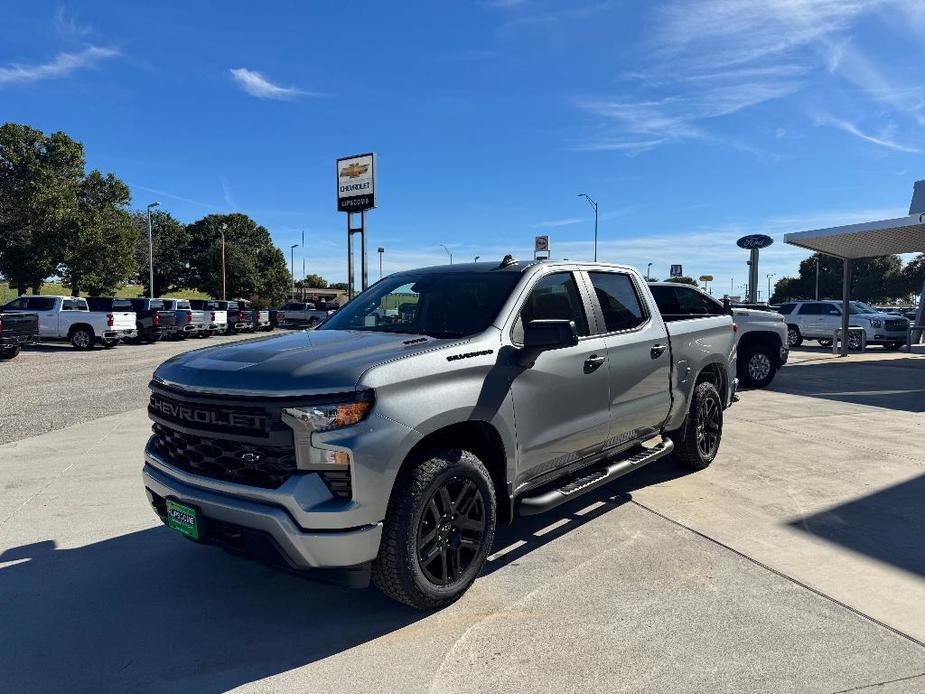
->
1, 345, 924, 692
0, 330, 272, 445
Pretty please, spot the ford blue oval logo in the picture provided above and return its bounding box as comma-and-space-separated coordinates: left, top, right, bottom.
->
737, 234, 774, 249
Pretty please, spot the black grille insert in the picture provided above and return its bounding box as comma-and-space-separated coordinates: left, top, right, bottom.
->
885, 319, 907, 331
152, 423, 296, 488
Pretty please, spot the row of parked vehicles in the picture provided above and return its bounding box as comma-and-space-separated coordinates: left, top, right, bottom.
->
0, 295, 276, 357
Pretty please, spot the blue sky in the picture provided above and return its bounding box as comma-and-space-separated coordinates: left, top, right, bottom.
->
2, 1, 924, 296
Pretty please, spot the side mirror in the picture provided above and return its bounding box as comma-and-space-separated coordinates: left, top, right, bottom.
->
517, 319, 578, 367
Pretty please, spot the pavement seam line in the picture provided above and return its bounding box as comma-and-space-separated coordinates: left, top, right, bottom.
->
831, 671, 925, 693
620, 493, 925, 651
0, 410, 131, 531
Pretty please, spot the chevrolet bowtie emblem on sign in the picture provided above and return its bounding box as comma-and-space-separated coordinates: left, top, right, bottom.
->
239, 451, 263, 464
340, 163, 369, 178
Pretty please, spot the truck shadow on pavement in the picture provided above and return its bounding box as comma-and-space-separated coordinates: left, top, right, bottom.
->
772, 356, 925, 412
0, 459, 696, 692
0, 529, 420, 693
787, 472, 925, 579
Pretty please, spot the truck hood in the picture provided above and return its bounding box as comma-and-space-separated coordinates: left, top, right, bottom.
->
153, 329, 451, 395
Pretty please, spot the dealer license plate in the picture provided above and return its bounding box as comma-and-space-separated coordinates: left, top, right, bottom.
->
166, 499, 200, 540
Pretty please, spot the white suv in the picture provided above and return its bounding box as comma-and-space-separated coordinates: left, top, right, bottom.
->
779, 300, 909, 350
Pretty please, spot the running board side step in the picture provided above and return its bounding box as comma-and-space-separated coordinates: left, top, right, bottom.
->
518, 439, 674, 516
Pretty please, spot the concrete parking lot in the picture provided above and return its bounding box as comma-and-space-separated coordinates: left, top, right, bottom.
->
1, 340, 924, 692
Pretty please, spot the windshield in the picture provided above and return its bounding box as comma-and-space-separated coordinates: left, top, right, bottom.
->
849, 301, 878, 315
318, 271, 522, 338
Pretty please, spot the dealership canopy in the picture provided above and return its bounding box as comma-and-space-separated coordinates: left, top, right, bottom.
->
784, 213, 925, 259
783, 180, 925, 355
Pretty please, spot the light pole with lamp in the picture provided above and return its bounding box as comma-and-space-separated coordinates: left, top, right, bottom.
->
377, 247, 384, 280
440, 244, 453, 264
290, 243, 299, 300
219, 223, 227, 300
815, 256, 820, 300
474, 256, 480, 262
767, 273, 775, 303
646, 262, 652, 280
146, 202, 160, 298
577, 193, 599, 261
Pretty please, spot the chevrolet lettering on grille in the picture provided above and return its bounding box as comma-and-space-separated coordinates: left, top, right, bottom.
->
149, 394, 268, 434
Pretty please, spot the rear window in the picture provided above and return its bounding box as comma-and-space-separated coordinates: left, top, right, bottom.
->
112, 299, 132, 310
175, 300, 191, 309
149, 300, 165, 310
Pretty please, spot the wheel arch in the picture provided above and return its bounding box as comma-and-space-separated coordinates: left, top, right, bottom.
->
67, 322, 95, 338
396, 420, 511, 524
738, 330, 783, 365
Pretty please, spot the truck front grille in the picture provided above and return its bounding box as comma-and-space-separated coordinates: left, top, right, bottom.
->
885, 319, 907, 331
152, 423, 296, 488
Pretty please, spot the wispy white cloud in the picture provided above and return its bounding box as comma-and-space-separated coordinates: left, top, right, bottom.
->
229, 67, 314, 100
220, 177, 237, 210
0, 45, 118, 85
128, 183, 221, 210
54, 7, 93, 37
815, 114, 922, 153
534, 217, 584, 228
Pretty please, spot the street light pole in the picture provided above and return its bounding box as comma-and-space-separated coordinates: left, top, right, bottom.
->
577, 193, 599, 261
767, 273, 775, 303
440, 244, 453, 264
290, 243, 299, 300
815, 256, 820, 300
646, 262, 652, 280
219, 223, 227, 300
377, 247, 384, 280
146, 202, 160, 298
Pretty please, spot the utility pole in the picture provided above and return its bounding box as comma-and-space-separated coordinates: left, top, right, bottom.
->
767, 273, 775, 303
377, 247, 384, 280
440, 244, 453, 264
219, 223, 227, 300
290, 243, 299, 300
578, 193, 599, 262
815, 256, 820, 300
146, 202, 160, 298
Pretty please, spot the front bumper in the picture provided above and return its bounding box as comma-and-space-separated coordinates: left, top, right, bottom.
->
143, 460, 382, 570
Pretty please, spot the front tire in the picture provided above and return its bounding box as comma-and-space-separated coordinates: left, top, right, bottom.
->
738, 345, 777, 388
0, 346, 21, 359
373, 450, 496, 610
70, 327, 94, 350
668, 381, 724, 470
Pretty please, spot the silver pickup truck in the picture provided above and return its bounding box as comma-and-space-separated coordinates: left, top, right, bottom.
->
143, 258, 736, 608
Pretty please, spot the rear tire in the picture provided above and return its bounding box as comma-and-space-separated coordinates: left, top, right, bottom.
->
738, 345, 777, 388
70, 327, 94, 350
668, 382, 723, 470
786, 325, 802, 348
372, 450, 496, 610
0, 346, 21, 359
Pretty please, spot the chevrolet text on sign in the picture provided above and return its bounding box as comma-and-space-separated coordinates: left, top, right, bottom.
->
337, 153, 376, 212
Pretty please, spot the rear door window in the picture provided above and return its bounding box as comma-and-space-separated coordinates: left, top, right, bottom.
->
798, 303, 822, 315
588, 272, 646, 332
778, 303, 795, 315
674, 287, 724, 316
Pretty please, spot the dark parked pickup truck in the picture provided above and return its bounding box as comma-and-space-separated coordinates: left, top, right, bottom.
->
0, 310, 39, 359
87, 297, 177, 343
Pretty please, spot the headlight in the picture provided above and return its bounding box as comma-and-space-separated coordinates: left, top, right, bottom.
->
869, 319, 882, 328
283, 400, 372, 432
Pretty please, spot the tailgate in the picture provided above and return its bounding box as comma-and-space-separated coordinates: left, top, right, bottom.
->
1, 312, 39, 338
212, 310, 227, 323
158, 311, 177, 328
111, 312, 136, 331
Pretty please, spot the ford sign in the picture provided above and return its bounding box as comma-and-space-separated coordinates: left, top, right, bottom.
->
736, 234, 773, 250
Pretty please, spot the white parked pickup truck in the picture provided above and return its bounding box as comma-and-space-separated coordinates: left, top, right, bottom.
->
1, 295, 136, 349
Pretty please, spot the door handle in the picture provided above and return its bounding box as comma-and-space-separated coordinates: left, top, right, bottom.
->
584, 354, 607, 373
650, 344, 668, 358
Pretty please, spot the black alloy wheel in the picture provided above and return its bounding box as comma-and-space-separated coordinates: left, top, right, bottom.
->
695, 394, 721, 459
416, 477, 487, 586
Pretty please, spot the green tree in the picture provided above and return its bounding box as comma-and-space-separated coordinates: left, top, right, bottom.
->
328, 282, 350, 292
60, 171, 137, 295
186, 213, 289, 304
663, 276, 698, 286
770, 253, 905, 303
901, 254, 924, 299
0, 123, 84, 294
299, 273, 328, 288
133, 210, 191, 297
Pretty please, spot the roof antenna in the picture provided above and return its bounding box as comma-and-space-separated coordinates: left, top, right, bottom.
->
498, 254, 518, 268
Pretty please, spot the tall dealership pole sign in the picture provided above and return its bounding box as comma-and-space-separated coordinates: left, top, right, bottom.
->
337, 153, 376, 300
736, 234, 773, 303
